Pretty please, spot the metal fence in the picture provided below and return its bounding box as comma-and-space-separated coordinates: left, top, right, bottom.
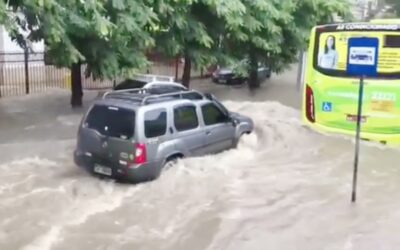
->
0, 52, 199, 98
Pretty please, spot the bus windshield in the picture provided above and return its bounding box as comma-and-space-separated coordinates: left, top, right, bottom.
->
312, 23, 400, 79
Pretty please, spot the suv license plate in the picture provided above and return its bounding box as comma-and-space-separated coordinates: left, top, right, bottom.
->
94, 165, 112, 176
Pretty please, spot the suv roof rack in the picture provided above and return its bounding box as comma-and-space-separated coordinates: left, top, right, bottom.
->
102, 88, 206, 105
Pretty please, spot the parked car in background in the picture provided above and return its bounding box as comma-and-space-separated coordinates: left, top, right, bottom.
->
97, 74, 186, 97
75, 87, 254, 183
211, 63, 271, 85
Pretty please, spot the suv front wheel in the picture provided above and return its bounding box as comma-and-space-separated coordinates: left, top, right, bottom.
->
233, 131, 251, 148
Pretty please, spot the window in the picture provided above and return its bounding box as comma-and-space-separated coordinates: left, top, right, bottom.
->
84, 105, 135, 139
205, 93, 229, 115
174, 106, 199, 131
181, 92, 204, 100
213, 99, 230, 116
313, 29, 400, 79
144, 109, 167, 138
384, 35, 400, 48
151, 84, 186, 91
114, 79, 146, 90
201, 103, 229, 126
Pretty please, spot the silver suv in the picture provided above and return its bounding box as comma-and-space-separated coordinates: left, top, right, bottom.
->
74, 87, 254, 183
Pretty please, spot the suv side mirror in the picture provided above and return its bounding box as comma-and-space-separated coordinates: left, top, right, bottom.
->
233, 119, 239, 127
228, 115, 238, 127
204, 93, 213, 100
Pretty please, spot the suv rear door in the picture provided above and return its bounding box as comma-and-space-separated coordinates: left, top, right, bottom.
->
78, 104, 136, 175
142, 108, 169, 163
201, 102, 236, 154
172, 104, 206, 156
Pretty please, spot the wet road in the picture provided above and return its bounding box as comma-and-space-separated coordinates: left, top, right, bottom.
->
1, 66, 400, 250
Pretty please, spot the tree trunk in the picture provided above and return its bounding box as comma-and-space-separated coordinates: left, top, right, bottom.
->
248, 47, 260, 89
70, 62, 83, 107
181, 54, 191, 88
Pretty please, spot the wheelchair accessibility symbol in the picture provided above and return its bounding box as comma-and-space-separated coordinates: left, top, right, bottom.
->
322, 102, 332, 112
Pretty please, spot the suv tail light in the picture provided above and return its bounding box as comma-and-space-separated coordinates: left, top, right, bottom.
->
305, 84, 315, 123
134, 143, 147, 164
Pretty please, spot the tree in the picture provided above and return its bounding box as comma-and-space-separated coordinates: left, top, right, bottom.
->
151, 0, 246, 87
1, 0, 354, 97
386, 0, 400, 16
220, 0, 353, 89
2, 0, 156, 107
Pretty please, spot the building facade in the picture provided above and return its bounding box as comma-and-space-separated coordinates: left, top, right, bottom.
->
351, 0, 381, 20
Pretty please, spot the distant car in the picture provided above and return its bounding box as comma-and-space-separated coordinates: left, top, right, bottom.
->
97, 74, 187, 97
211, 63, 271, 85
74, 87, 254, 183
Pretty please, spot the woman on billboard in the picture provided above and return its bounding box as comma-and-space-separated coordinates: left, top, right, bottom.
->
318, 35, 339, 69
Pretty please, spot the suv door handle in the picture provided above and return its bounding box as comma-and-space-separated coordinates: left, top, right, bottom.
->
205, 131, 211, 135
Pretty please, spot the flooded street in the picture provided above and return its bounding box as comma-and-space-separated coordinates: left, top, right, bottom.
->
1, 66, 400, 250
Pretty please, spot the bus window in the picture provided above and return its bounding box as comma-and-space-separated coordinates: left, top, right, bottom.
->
384, 35, 400, 48
313, 28, 400, 79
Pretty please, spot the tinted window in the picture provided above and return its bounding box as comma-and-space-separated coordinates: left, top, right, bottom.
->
147, 91, 202, 100
174, 106, 199, 131
84, 105, 135, 139
146, 86, 185, 95
384, 35, 400, 48
182, 92, 204, 100
114, 79, 146, 90
151, 84, 185, 91
144, 109, 167, 138
212, 99, 229, 116
201, 103, 229, 126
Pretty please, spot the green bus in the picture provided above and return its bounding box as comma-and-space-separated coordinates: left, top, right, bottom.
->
302, 19, 400, 144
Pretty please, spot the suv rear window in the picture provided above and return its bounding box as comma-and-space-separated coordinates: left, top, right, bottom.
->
84, 105, 135, 139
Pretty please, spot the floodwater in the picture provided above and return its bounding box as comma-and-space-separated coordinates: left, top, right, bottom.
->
1, 66, 400, 250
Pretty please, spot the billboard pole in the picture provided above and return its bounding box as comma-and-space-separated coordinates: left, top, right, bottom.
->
351, 74, 365, 203
347, 37, 379, 203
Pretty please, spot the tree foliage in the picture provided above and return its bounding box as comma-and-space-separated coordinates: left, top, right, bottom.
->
151, 0, 352, 88
0, 0, 353, 97
2, 0, 158, 106
218, 0, 352, 88
4, 0, 156, 78
151, 0, 246, 86
386, 0, 400, 16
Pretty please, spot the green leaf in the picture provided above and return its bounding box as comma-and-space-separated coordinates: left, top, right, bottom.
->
112, 0, 125, 10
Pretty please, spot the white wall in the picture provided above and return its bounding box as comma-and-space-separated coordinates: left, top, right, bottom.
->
0, 26, 3, 53
0, 25, 44, 53
351, 0, 380, 20
0, 25, 44, 67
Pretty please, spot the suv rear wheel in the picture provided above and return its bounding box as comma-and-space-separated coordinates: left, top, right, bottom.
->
162, 154, 183, 171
